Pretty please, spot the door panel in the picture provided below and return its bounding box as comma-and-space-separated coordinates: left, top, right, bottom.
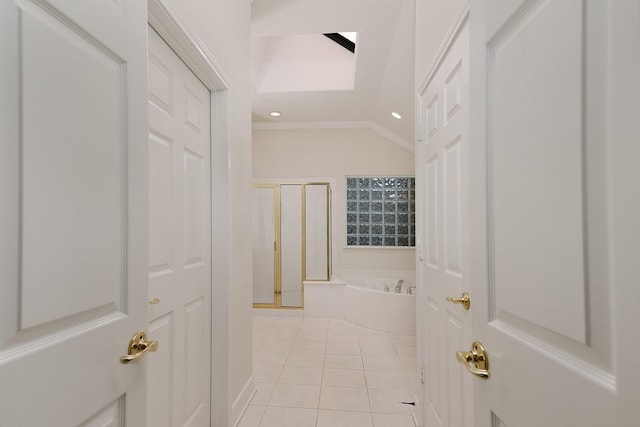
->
418, 15, 471, 427
470, 0, 640, 425
280, 184, 303, 308
0, 0, 148, 425
489, 0, 586, 343
147, 27, 211, 427
252, 186, 277, 305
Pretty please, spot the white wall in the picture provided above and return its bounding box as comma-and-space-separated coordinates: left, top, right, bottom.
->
171, 0, 254, 418
253, 127, 415, 277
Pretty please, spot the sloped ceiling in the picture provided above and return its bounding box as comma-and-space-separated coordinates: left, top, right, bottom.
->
251, 0, 416, 148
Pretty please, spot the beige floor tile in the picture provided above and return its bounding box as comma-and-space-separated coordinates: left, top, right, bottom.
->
365, 370, 412, 390
256, 339, 293, 353
328, 319, 358, 332
326, 341, 361, 355
372, 413, 416, 427
324, 354, 364, 370
253, 365, 283, 384
357, 326, 387, 335
327, 332, 359, 344
394, 344, 416, 358
269, 383, 321, 409
362, 355, 405, 372
253, 351, 288, 367
319, 386, 370, 412
359, 342, 397, 356
323, 368, 367, 388
285, 352, 324, 368
278, 366, 323, 385
290, 339, 326, 354
295, 330, 327, 342
358, 334, 392, 346
237, 405, 265, 427
368, 388, 415, 415
317, 410, 373, 427
389, 334, 416, 347
258, 406, 317, 427
250, 382, 275, 406
300, 318, 329, 329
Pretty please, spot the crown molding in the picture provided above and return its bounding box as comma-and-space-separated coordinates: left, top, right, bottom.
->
252, 121, 414, 153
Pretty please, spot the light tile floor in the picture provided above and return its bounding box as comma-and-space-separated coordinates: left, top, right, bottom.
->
238, 316, 418, 427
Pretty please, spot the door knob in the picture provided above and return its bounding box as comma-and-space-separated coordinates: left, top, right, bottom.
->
456, 341, 490, 379
445, 292, 471, 310
119, 332, 158, 364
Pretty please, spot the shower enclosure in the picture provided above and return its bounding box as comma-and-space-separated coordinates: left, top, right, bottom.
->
252, 182, 331, 309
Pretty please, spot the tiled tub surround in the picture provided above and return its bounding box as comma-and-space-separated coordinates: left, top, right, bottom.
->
346, 177, 416, 247
239, 316, 418, 427
304, 276, 416, 335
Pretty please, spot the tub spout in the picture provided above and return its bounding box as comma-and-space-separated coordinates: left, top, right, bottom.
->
394, 280, 404, 293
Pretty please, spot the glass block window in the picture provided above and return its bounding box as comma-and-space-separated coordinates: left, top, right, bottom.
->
346, 177, 415, 247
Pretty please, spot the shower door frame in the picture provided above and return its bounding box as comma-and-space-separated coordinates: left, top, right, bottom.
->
252, 182, 331, 310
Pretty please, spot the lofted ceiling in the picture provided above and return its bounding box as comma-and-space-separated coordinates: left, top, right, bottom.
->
251, 0, 416, 148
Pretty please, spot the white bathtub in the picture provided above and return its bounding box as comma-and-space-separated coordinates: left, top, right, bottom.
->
304, 277, 416, 335
343, 280, 416, 335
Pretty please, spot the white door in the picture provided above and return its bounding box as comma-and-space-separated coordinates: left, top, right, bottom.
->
147, 27, 212, 426
417, 15, 472, 427
469, 1, 640, 426
0, 0, 149, 425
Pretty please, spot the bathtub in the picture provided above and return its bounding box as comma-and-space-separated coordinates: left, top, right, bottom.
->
343, 279, 416, 335
304, 277, 416, 335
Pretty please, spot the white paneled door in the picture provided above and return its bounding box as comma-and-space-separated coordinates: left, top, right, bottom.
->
147, 27, 212, 427
469, 0, 640, 426
417, 14, 472, 427
0, 0, 149, 425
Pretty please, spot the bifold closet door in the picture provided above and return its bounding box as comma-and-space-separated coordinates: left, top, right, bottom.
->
280, 185, 303, 308
305, 184, 330, 281
252, 186, 276, 305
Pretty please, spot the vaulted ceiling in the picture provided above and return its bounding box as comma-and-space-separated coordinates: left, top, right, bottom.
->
251, 0, 416, 148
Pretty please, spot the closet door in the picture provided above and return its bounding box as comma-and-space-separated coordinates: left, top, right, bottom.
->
280, 185, 303, 308
252, 185, 277, 306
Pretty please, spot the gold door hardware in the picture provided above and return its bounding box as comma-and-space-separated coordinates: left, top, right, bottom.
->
445, 292, 471, 310
456, 341, 490, 379
119, 332, 158, 364
148, 298, 160, 305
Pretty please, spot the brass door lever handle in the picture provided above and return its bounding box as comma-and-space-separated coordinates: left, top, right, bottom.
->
120, 332, 158, 364
456, 341, 490, 379
445, 292, 471, 310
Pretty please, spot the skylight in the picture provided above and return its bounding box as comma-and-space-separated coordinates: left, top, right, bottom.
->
323, 32, 357, 53
339, 32, 357, 44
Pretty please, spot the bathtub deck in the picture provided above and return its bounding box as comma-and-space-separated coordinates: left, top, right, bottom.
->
239, 316, 418, 427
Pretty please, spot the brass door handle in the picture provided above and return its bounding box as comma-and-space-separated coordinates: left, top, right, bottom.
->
456, 341, 490, 379
119, 332, 158, 364
149, 298, 160, 305
445, 292, 471, 310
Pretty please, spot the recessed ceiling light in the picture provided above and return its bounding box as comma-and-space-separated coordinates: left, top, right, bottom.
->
269, 111, 281, 117
391, 112, 402, 120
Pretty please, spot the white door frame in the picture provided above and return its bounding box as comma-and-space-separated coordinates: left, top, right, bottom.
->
148, 1, 232, 425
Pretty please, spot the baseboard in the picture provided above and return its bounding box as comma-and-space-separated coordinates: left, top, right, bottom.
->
231, 375, 256, 427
